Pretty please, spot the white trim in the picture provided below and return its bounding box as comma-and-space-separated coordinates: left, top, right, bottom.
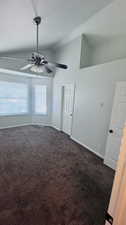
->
0, 68, 54, 78
104, 157, 116, 170
52, 125, 61, 131
0, 123, 51, 130
0, 113, 29, 117
0, 123, 32, 130
71, 136, 104, 159
32, 124, 44, 126
31, 123, 48, 127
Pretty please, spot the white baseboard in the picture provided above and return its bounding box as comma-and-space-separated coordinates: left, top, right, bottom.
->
0, 123, 52, 130
71, 136, 104, 159
32, 123, 45, 127
0, 123, 32, 130
52, 125, 61, 131
104, 158, 116, 170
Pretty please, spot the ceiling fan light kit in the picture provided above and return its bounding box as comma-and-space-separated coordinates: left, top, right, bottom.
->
30, 64, 44, 73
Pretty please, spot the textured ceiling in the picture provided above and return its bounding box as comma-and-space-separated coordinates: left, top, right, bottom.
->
0, 0, 113, 53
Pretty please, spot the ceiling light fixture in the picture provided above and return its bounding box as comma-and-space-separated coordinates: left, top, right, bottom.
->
30, 65, 44, 73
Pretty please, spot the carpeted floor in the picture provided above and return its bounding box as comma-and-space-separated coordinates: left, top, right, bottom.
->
0, 125, 114, 225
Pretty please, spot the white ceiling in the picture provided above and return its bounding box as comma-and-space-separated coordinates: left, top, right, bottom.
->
0, 0, 113, 53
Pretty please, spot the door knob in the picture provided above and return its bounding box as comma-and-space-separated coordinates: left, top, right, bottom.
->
109, 129, 114, 134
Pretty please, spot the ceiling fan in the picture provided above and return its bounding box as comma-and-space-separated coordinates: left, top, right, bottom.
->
0, 16, 68, 74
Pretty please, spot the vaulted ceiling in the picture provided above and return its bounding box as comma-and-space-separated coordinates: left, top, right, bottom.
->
0, 0, 113, 54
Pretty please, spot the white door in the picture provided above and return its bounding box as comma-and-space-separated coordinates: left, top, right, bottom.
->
104, 82, 126, 170
62, 84, 75, 135
105, 125, 126, 225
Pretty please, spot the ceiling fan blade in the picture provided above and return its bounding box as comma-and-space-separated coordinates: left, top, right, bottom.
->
44, 65, 53, 73
49, 62, 68, 69
20, 64, 33, 71
28, 58, 35, 63
0, 57, 26, 61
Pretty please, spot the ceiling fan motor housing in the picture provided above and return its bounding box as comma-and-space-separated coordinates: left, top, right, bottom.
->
33, 16, 41, 25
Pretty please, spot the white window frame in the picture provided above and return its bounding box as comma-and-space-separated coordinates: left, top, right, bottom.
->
33, 84, 48, 115
0, 76, 52, 118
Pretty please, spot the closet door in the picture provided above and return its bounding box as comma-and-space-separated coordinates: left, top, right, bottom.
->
62, 84, 75, 135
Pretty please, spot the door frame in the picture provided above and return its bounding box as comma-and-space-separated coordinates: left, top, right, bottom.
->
60, 83, 75, 136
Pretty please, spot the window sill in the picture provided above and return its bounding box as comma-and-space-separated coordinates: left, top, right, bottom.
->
33, 113, 48, 116
0, 113, 48, 117
0, 113, 29, 117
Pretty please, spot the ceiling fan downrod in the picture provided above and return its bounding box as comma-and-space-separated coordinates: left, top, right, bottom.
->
33, 16, 41, 54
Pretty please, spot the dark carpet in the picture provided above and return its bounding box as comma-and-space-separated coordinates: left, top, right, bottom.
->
0, 125, 114, 225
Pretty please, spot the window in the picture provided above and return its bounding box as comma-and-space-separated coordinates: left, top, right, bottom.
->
0, 81, 28, 115
34, 85, 47, 115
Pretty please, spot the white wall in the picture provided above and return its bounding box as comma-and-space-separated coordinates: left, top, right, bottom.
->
0, 72, 53, 129
56, 0, 126, 67
80, 35, 91, 68
52, 35, 126, 158
52, 37, 81, 129
0, 115, 32, 129
80, 0, 126, 67
52, 0, 126, 159
88, 36, 126, 66
72, 59, 126, 158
